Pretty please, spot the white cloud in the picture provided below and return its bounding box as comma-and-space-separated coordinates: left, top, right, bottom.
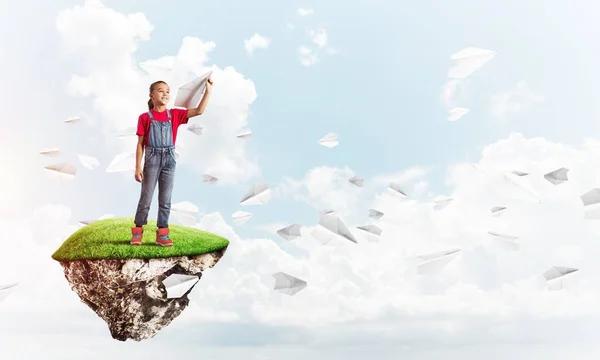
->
491, 81, 545, 120
307, 28, 327, 48
297, 8, 315, 17
56, 0, 260, 184
298, 46, 318, 67
244, 33, 271, 56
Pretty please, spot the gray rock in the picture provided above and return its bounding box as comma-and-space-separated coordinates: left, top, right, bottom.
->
56, 248, 226, 341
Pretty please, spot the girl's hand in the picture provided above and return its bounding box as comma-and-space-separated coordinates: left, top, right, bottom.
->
134, 168, 143, 183
205, 77, 213, 93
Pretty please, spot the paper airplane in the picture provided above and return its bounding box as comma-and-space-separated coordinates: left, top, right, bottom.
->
544, 167, 569, 185
44, 162, 76, 182
236, 129, 252, 139
488, 231, 519, 251
232, 211, 252, 226
171, 201, 199, 226
64, 116, 81, 124
161, 274, 199, 298
203, 174, 218, 184
39, 148, 60, 157
78, 214, 114, 226
433, 198, 454, 210
318, 133, 339, 148
139, 58, 174, 76
581, 188, 600, 219
447, 47, 496, 79
0, 282, 18, 301
187, 124, 204, 135
77, 154, 100, 170
543, 266, 578, 291
388, 182, 407, 197
272, 272, 307, 296
240, 182, 271, 205
311, 211, 357, 245
416, 249, 461, 275
349, 176, 364, 187
277, 224, 302, 241
491, 206, 506, 217
106, 152, 136, 173
448, 107, 469, 121
115, 126, 137, 138
356, 224, 382, 242
174, 70, 213, 108
368, 209, 384, 220
504, 171, 541, 202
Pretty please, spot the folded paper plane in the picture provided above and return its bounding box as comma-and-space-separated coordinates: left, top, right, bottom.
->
544, 167, 569, 185
368, 209, 384, 220
543, 266, 578, 291
388, 182, 407, 197
488, 231, 519, 251
356, 224, 382, 242
240, 182, 271, 205
272, 272, 307, 295
161, 274, 199, 299
232, 211, 252, 226
416, 249, 461, 275
349, 176, 364, 187
39, 148, 60, 157
236, 129, 252, 139
174, 71, 213, 108
581, 188, 600, 219
187, 124, 204, 135
106, 152, 135, 173
0, 282, 18, 301
64, 116, 81, 124
318, 133, 339, 148
77, 154, 100, 170
433, 198, 454, 210
447, 47, 496, 79
203, 174, 218, 184
277, 224, 302, 241
311, 211, 357, 245
448, 107, 469, 121
491, 206, 506, 217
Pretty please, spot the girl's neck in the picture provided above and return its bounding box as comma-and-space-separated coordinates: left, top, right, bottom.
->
153, 105, 167, 112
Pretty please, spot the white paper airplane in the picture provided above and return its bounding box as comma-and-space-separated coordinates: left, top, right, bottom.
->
39, 148, 60, 157
356, 224, 382, 242
277, 224, 302, 241
76, 154, 100, 170
64, 116, 81, 124
161, 274, 199, 299
491, 206, 507, 217
78, 214, 114, 226
388, 182, 407, 197
544, 167, 569, 185
581, 188, 600, 219
349, 176, 364, 187
240, 182, 271, 205
236, 129, 252, 139
311, 211, 357, 245
488, 231, 519, 251
44, 162, 77, 182
543, 266, 578, 291
171, 201, 199, 226
139, 58, 174, 76
504, 171, 541, 202
272, 272, 307, 296
368, 209, 384, 220
203, 174, 218, 184
512, 170, 529, 176
416, 249, 461, 275
318, 133, 339, 148
448, 107, 469, 121
174, 70, 213, 108
106, 152, 136, 173
187, 124, 204, 135
232, 211, 252, 226
447, 47, 496, 79
433, 198, 454, 210
116, 126, 137, 138
0, 282, 18, 301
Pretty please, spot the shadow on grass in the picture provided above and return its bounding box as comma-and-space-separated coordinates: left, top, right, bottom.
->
97, 240, 162, 247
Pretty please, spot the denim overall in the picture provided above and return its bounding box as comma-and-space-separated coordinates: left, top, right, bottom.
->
134, 109, 177, 229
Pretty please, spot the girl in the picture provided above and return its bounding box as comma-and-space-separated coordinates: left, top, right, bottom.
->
130, 78, 214, 246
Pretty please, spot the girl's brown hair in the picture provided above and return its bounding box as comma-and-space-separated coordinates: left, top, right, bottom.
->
147, 80, 168, 110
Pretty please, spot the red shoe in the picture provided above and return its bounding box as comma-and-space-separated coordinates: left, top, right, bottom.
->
156, 228, 173, 246
131, 227, 143, 245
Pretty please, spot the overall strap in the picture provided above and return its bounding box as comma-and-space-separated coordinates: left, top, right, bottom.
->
166, 109, 171, 120
147, 110, 153, 119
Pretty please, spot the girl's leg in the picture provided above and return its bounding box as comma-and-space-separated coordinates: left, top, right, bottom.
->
134, 150, 161, 227
156, 150, 176, 229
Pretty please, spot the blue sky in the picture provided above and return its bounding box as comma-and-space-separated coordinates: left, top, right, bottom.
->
4, 1, 600, 359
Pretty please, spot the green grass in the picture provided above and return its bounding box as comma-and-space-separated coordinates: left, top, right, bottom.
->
51, 217, 230, 261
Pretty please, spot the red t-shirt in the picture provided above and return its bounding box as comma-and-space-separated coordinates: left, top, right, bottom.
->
136, 108, 189, 147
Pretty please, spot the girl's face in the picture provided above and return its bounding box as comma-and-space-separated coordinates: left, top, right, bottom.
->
151, 83, 170, 107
